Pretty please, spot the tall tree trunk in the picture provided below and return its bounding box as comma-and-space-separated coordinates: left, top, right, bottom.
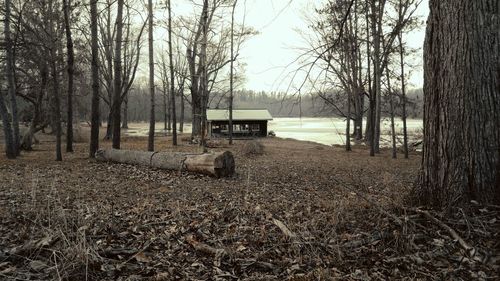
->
122, 96, 129, 129
147, 0, 155, 151
416, 0, 500, 207
4, 0, 19, 156
180, 90, 185, 133
229, 0, 237, 145
104, 0, 114, 140
364, 3, 375, 156
199, 0, 208, 150
112, 0, 125, 149
162, 78, 168, 131
63, 0, 74, 153
50, 48, 62, 161
89, 0, 100, 158
168, 0, 177, 145
0, 91, 15, 159
386, 66, 397, 159
346, 91, 352, 151
371, 0, 385, 154
398, 30, 409, 159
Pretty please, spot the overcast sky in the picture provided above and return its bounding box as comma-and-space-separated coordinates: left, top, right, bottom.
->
168, 0, 429, 92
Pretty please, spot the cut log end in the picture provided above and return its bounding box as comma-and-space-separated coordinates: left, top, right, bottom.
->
214, 151, 235, 178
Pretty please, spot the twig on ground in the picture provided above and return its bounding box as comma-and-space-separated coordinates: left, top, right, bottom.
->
412, 208, 486, 263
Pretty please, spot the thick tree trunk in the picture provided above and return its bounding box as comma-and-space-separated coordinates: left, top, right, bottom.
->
96, 149, 235, 178
147, 0, 155, 151
416, 0, 500, 207
4, 0, 19, 156
112, 0, 125, 149
105, 111, 113, 140
0, 91, 15, 159
49, 5, 62, 161
63, 0, 74, 153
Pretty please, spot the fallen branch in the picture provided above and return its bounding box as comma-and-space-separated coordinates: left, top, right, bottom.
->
413, 208, 486, 263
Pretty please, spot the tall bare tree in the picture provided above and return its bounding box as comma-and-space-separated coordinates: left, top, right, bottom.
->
48, 0, 62, 161
228, 0, 238, 145
111, 0, 125, 149
4, 0, 19, 157
147, 0, 155, 151
89, 0, 100, 157
167, 0, 177, 145
63, 0, 75, 152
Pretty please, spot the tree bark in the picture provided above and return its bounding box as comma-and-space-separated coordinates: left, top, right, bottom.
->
112, 0, 125, 149
416, 0, 500, 207
50, 49, 62, 161
63, 0, 74, 153
168, 0, 177, 145
96, 149, 235, 178
122, 96, 129, 129
148, 0, 155, 151
4, 0, 19, 156
200, 0, 209, 151
0, 91, 15, 159
89, 0, 100, 158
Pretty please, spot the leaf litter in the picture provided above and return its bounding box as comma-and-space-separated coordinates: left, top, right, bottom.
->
0, 137, 498, 280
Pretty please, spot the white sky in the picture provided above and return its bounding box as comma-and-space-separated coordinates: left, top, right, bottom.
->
164, 0, 429, 92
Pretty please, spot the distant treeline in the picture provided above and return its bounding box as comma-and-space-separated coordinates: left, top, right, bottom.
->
117, 87, 423, 123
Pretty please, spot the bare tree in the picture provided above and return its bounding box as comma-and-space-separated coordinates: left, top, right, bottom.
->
89, 0, 100, 158
111, 0, 124, 149
63, 0, 75, 152
49, 0, 62, 161
147, 0, 155, 151
4, 0, 20, 157
167, 0, 177, 145
228, 0, 238, 145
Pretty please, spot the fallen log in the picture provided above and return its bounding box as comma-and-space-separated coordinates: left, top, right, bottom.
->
95, 149, 235, 178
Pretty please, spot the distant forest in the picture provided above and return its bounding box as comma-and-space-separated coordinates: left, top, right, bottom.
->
118, 87, 424, 122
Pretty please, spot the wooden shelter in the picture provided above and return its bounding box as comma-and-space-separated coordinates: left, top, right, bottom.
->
207, 109, 273, 138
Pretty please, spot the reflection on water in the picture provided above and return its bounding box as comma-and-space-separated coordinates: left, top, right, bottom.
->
123, 118, 423, 146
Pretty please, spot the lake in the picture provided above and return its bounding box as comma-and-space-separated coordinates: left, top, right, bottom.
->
124, 117, 423, 146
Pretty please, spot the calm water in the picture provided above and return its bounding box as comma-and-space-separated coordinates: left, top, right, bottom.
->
123, 117, 423, 146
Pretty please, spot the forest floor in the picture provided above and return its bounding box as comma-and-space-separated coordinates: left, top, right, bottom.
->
0, 131, 498, 280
